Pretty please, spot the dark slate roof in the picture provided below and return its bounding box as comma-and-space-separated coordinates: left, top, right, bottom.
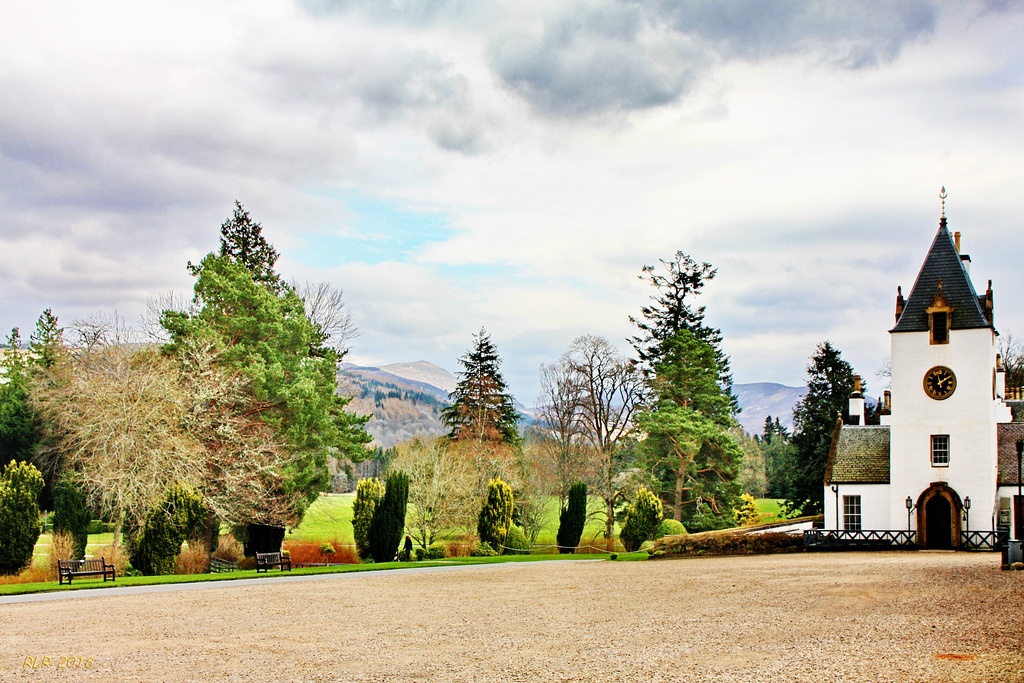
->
891, 218, 991, 333
825, 425, 891, 484
997, 423, 1024, 486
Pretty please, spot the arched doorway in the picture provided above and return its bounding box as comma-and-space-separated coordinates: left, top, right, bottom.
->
925, 496, 951, 548
916, 482, 962, 549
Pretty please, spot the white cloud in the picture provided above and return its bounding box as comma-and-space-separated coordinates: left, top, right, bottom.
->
2, 0, 1024, 405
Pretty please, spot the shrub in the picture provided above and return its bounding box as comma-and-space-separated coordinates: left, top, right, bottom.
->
51, 475, 91, 560
213, 534, 245, 564
282, 538, 356, 565
733, 494, 762, 527
48, 531, 78, 581
502, 524, 531, 555
369, 470, 409, 563
352, 478, 385, 560
470, 542, 498, 557
131, 484, 206, 576
0, 461, 45, 575
90, 541, 132, 576
175, 544, 210, 574
650, 530, 803, 557
556, 481, 587, 554
319, 542, 336, 556
656, 519, 687, 538
477, 478, 513, 552
620, 487, 663, 552
425, 542, 448, 560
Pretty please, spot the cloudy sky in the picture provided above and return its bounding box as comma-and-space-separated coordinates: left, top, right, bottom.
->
3, 0, 1024, 405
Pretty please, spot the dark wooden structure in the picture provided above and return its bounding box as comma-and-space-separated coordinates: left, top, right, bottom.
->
255, 552, 291, 573
57, 558, 116, 585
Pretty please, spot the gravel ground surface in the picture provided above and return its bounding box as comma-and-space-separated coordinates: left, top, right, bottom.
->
2, 551, 1022, 682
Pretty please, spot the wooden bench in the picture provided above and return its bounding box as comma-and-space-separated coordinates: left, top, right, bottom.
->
255, 552, 291, 573
58, 558, 116, 585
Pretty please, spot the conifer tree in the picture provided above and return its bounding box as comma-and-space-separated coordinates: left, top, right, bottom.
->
629, 251, 736, 410
441, 329, 520, 445
477, 478, 513, 551
0, 461, 44, 575
52, 474, 91, 560
190, 201, 282, 291
636, 329, 742, 530
164, 205, 372, 531
784, 342, 858, 517
556, 481, 587, 554
29, 308, 64, 370
733, 493, 762, 526
0, 329, 36, 470
352, 478, 385, 560
369, 470, 409, 563
620, 487, 663, 552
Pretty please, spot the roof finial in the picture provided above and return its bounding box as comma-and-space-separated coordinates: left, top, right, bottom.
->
940, 186, 947, 218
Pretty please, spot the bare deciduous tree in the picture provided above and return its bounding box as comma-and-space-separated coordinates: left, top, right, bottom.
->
999, 332, 1024, 390
32, 331, 308, 541
538, 335, 644, 550
390, 437, 477, 549
292, 280, 358, 356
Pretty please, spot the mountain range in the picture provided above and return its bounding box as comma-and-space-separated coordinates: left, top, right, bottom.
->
339, 361, 810, 447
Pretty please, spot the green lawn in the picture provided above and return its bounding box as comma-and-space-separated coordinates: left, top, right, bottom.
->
755, 499, 786, 524
0, 553, 625, 597
285, 493, 356, 542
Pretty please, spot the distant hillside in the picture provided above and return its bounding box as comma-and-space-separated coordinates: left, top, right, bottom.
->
339, 362, 454, 448
339, 363, 816, 446
732, 382, 807, 435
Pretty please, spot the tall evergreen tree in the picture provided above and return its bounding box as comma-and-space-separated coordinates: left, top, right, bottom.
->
194, 200, 283, 291
629, 251, 735, 410
556, 481, 587, 554
164, 206, 371, 528
784, 342, 858, 517
51, 474, 91, 560
636, 329, 742, 530
368, 470, 409, 563
0, 329, 35, 471
29, 308, 63, 370
441, 328, 520, 445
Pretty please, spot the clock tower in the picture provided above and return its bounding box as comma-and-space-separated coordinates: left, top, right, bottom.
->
820, 195, 1020, 551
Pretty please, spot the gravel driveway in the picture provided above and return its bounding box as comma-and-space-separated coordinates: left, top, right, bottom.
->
2, 551, 1021, 682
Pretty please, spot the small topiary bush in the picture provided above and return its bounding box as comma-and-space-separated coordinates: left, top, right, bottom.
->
733, 494, 762, 527
470, 542, 498, 557
425, 542, 448, 560
556, 481, 587, 554
477, 478, 513, 552
369, 470, 409, 563
502, 524, 531, 555
131, 484, 206, 576
0, 461, 45, 576
656, 519, 687, 538
352, 478, 385, 560
620, 487, 663, 552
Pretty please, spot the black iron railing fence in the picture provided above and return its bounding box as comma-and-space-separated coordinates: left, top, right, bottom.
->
803, 528, 1008, 550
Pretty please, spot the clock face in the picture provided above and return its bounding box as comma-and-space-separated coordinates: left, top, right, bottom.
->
924, 365, 956, 400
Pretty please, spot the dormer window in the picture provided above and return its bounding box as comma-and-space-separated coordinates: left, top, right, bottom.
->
926, 279, 954, 345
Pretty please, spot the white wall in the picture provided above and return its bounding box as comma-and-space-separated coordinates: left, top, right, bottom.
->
888, 327, 1011, 531
823, 484, 891, 530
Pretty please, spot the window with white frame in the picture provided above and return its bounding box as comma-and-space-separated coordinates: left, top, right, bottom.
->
843, 495, 862, 531
931, 434, 950, 467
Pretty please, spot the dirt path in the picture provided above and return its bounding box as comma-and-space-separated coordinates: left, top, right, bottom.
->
3, 552, 1022, 682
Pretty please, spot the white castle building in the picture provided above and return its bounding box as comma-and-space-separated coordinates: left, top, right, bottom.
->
819, 204, 1023, 550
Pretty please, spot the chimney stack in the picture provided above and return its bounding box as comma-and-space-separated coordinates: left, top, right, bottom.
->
848, 375, 865, 426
